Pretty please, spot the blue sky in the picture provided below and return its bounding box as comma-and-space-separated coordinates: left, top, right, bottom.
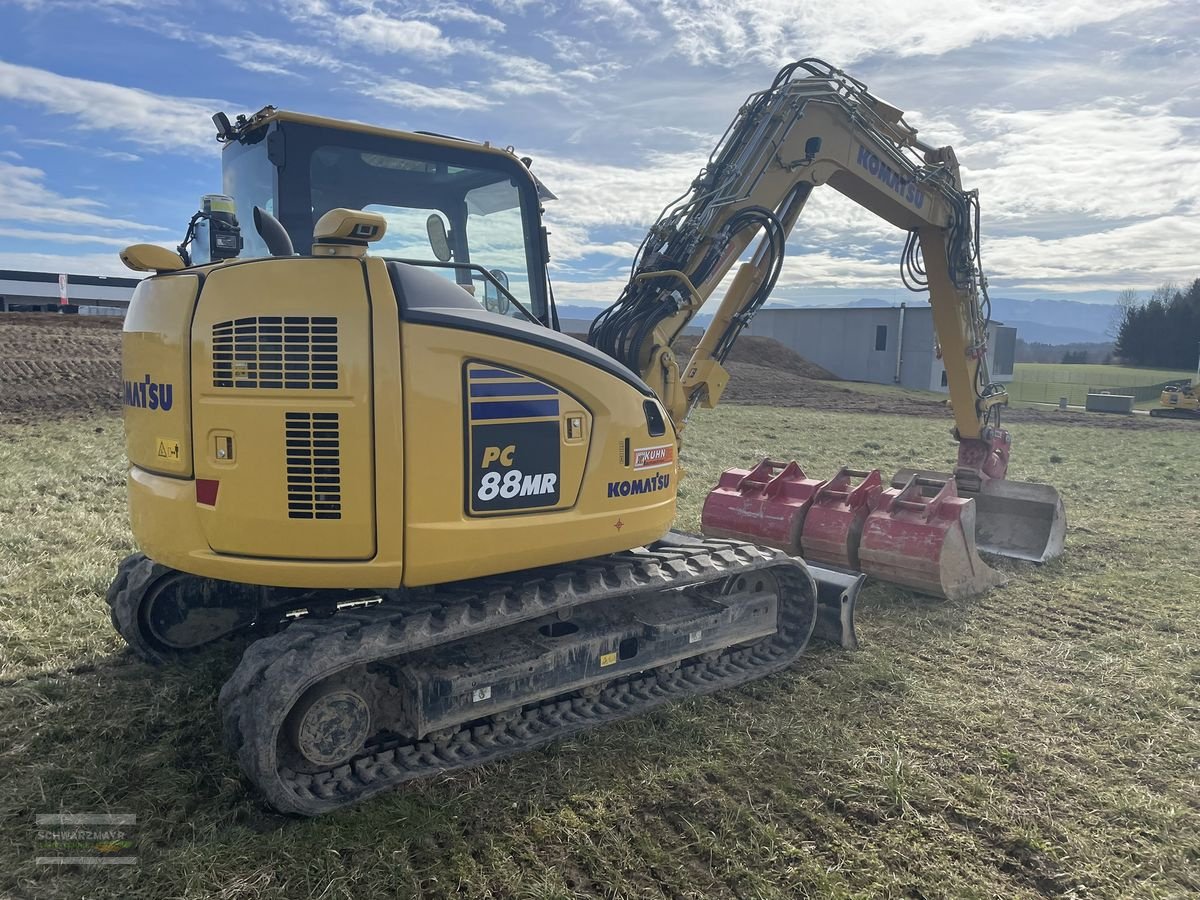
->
0, 0, 1196, 307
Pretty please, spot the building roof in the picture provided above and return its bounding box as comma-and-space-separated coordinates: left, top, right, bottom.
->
0, 269, 140, 303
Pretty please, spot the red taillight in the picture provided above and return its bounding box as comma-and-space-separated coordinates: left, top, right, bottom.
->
196, 479, 219, 506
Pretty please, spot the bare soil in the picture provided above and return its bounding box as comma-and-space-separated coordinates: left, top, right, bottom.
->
0, 313, 123, 424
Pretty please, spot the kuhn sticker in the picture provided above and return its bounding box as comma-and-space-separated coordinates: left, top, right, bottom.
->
634, 444, 674, 471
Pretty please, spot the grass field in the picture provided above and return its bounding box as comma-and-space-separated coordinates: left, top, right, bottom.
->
1009, 363, 1196, 407
2, 409, 1198, 899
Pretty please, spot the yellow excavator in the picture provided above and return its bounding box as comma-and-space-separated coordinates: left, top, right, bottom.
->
110, 59, 1064, 815
1150, 379, 1200, 418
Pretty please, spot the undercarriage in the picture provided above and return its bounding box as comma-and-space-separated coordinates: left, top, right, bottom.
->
109, 535, 854, 816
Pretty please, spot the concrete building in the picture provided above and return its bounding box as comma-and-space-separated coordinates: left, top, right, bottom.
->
0, 270, 139, 315
744, 304, 1016, 392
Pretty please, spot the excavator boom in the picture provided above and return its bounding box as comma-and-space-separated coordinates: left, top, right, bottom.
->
590, 59, 1066, 598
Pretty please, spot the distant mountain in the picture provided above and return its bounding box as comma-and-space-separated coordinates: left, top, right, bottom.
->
1000, 319, 1111, 345
989, 298, 1118, 343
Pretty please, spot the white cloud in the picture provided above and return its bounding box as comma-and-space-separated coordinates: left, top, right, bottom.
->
0, 160, 161, 232
653, 0, 1170, 66
0, 60, 221, 152
335, 13, 461, 58
423, 3, 506, 32
0, 227, 141, 246
986, 216, 1200, 290
964, 102, 1200, 223
536, 149, 710, 231
363, 77, 492, 111
22, 138, 141, 162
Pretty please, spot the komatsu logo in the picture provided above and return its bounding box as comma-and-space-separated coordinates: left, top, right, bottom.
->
607, 472, 671, 498
855, 144, 926, 209
123, 375, 174, 411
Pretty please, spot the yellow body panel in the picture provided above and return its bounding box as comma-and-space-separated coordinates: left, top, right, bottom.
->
189, 258, 376, 560
399, 322, 674, 586
122, 274, 201, 478
124, 255, 677, 590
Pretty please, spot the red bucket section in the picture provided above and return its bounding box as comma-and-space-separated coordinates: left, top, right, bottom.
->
799, 468, 882, 570
859, 475, 1003, 600
700, 459, 823, 553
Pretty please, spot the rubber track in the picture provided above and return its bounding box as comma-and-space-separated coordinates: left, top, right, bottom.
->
219, 538, 817, 816
106, 553, 177, 664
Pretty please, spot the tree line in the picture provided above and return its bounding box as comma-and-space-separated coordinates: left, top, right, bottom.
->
1114, 278, 1200, 369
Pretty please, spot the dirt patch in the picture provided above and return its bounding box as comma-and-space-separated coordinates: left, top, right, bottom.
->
0, 313, 123, 424
673, 334, 839, 380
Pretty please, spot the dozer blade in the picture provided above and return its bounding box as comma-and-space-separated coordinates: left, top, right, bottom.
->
805, 562, 865, 650
893, 469, 1066, 563
860, 474, 1005, 601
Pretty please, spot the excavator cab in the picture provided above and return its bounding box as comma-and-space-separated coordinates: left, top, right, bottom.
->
219, 108, 555, 326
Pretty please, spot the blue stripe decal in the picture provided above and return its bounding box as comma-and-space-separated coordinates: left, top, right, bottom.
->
469, 367, 521, 379
470, 381, 558, 398
471, 399, 560, 420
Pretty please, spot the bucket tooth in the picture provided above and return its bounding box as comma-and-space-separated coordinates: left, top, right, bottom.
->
893, 468, 1066, 563
805, 562, 865, 650
860, 474, 1005, 601
701, 459, 823, 552
799, 468, 882, 570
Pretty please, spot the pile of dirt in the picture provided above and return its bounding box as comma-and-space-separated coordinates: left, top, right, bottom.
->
720, 360, 947, 414
0, 313, 123, 423
672, 334, 839, 380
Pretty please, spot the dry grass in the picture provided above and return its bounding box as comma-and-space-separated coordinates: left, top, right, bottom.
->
1, 409, 1198, 899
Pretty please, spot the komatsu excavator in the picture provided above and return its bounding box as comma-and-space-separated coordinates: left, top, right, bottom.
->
110, 59, 1064, 815
1150, 379, 1200, 418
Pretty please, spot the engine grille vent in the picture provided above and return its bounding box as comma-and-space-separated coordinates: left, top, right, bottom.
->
213, 316, 338, 390
285, 411, 341, 520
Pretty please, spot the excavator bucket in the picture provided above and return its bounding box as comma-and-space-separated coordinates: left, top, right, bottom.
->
859, 475, 1005, 600
893, 469, 1067, 563
701, 459, 823, 553
702, 459, 1014, 601
799, 468, 882, 570
698, 462, 865, 649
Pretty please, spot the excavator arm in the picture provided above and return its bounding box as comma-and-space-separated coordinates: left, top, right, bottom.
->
591, 59, 1065, 598
590, 60, 1000, 467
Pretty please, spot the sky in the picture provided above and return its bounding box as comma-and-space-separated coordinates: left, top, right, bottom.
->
0, 0, 1196, 308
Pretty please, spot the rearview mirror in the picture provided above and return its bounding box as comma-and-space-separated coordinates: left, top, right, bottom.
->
426, 214, 451, 262
483, 269, 511, 315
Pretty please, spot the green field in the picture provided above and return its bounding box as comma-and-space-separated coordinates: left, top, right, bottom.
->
1009, 363, 1195, 407
2, 410, 1198, 899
